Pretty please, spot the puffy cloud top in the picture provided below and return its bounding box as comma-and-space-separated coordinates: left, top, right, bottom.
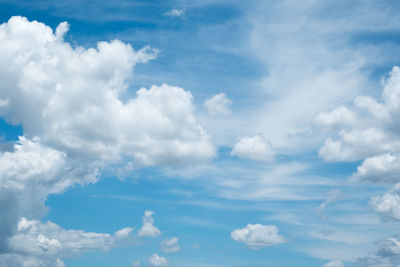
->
230, 224, 285, 249
317, 67, 400, 183
0, 16, 215, 167
231, 134, 274, 162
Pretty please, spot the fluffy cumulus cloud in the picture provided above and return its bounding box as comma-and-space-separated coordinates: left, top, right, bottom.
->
317, 66, 400, 265
0, 217, 134, 266
351, 153, 400, 183
0, 16, 215, 167
138, 211, 161, 237
317, 67, 400, 182
231, 134, 274, 162
0, 137, 100, 256
161, 237, 179, 253
149, 253, 168, 267
230, 224, 285, 249
322, 260, 345, 267
203, 93, 232, 116
370, 183, 400, 220
0, 16, 215, 265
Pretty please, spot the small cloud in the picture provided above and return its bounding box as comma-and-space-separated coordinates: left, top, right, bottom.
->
138, 210, 161, 237
161, 237, 180, 253
132, 260, 140, 266
231, 224, 285, 249
149, 253, 168, 267
164, 8, 186, 18
115, 227, 134, 239
231, 134, 274, 162
322, 260, 345, 267
203, 93, 232, 116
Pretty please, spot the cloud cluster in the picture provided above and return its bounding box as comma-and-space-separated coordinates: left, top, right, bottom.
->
0, 16, 213, 265
230, 224, 285, 249
318, 67, 400, 168
316, 66, 400, 263
0, 16, 215, 167
0, 217, 134, 266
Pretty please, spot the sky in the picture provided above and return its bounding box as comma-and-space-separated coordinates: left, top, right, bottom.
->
1, 0, 400, 266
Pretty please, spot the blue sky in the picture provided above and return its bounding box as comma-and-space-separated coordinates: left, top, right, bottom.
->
1, 1, 400, 267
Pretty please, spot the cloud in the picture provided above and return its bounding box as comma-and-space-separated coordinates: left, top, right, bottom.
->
0, 16, 214, 265
149, 253, 168, 267
317, 189, 341, 212
322, 260, 345, 267
370, 184, 400, 220
115, 227, 135, 239
203, 93, 232, 116
230, 224, 285, 249
164, 9, 185, 18
317, 67, 400, 184
0, 16, 215, 167
351, 153, 400, 183
138, 211, 161, 237
0, 137, 100, 254
0, 217, 135, 266
314, 106, 356, 128
132, 260, 140, 266
357, 237, 400, 266
231, 134, 274, 162
161, 237, 179, 253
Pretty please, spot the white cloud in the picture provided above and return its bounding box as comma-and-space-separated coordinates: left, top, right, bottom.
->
161, 237, 179, 253
370, 184, 400, 220
231, 134, 274, 162
230, 224, 285, 249
351, 153, 400, 183
0, 16, 215, 167
132, 260, 140, 266
314, 106, 356, 128
316, 66, 400, 186
138, 211, 161, 237
0, 16, 214, 265
164, 9, 185, 18
115, 227, 134, 239
0, 137, 100, 254
149, 253, 168, 267
203, 93, 232, 116
322, 260, 345, 267
0, 217, 135, 265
